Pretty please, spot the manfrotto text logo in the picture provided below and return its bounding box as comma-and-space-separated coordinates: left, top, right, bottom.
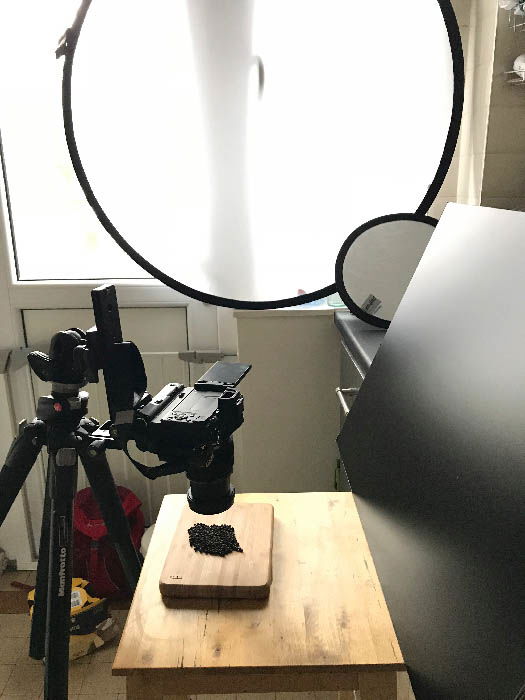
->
58, 547, 66, 597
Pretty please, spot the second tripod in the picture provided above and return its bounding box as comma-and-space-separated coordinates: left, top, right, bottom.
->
0, 379, 142, 700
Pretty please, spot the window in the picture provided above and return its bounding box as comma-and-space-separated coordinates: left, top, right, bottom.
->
0, 1, 453, 302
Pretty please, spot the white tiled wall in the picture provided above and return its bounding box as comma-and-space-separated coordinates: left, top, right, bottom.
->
482, 6, 525, 211
447, 1, 525, 213
427, 0, 525, 220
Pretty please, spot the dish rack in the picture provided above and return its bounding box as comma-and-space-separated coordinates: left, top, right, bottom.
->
503, 3, 525, 82
504, 69, 525, 84
503, 2, 525, 31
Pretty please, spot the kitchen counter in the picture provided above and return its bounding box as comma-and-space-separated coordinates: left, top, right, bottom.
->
234, 306, 335, 318
334, 311, 386, 378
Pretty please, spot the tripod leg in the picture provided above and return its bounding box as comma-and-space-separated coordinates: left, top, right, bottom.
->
29, 459, 52, 660
79, 442, 142, 590
44, 447, 78, 700
0, 419, 45, 526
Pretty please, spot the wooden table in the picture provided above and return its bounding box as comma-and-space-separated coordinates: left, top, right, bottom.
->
113, 493, 407, 700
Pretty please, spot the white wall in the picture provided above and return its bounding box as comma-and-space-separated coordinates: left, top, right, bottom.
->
236, 310, 340, 494
0, 356, 34, 566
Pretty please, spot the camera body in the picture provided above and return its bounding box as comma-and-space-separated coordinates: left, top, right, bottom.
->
133, 362, 250, 458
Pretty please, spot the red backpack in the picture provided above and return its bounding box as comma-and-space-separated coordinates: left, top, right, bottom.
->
73, 486, 145, 598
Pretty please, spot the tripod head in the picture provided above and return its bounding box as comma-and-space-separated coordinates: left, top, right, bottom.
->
26, 285, 251, 515
28, 328, 92, 389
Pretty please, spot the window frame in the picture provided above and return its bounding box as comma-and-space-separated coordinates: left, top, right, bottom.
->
0, 170, 232, 564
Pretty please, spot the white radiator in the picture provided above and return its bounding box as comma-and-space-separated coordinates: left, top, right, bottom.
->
0, 351, 35, 566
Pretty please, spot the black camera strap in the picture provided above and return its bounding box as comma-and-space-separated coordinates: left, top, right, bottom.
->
120, 440, 183, 481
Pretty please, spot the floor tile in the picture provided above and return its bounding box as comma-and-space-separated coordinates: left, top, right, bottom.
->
2, 660, 43, 696
76, 694, 120, 699
0, 637, 31, 664
88, 638, 119, 663
68, 662, 89, 693
0, 664, 14, 694
0, 614, 31, 638
79, 661, 126, 695
71, 651, 93, 665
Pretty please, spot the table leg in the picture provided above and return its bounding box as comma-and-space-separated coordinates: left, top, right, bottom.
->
127, 676, 190, 700
358, 671, 398, 700
126, 680, 154, 700
397, 671, 416, 700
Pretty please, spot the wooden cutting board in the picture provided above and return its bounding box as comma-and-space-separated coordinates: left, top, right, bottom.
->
159, 502, 274, 599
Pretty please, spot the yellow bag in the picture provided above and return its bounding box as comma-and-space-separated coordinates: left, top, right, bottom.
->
27, 578, 119, 661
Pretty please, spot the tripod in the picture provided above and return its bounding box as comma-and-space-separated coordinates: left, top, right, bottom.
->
0, 380, 142, 700
0, 283, 250, 700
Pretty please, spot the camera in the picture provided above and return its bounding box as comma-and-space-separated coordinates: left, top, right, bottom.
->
27, 284, 251, 515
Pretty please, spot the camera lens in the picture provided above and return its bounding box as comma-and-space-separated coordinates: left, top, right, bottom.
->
186, 438, 235, 514
187, 476, 235, 515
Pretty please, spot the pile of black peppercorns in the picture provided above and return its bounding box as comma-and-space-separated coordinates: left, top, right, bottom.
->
188, 523, 243, 557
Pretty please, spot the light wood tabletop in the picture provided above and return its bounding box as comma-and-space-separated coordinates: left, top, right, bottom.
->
113, 492, 407, 700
